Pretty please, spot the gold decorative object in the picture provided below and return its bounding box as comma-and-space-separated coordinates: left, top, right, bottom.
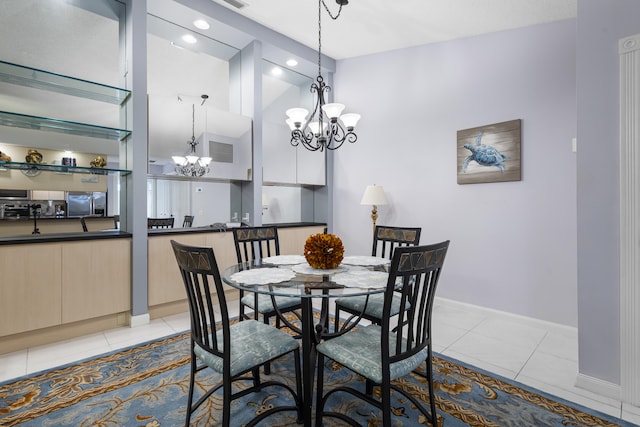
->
0, 150, 10, 162
25, 149, 43, 164
304, 233, 344, 269
90, 156, 107, 168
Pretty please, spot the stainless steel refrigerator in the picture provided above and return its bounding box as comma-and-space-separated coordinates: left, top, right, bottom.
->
66, 192, 107, 217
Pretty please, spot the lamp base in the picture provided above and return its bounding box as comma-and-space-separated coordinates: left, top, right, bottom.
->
370, 205, 378, 234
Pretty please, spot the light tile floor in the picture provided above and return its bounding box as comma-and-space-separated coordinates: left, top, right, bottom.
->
1, 298, 639, 425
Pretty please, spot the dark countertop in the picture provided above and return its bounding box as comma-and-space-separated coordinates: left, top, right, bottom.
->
0, 216, 114, 221
0, 223, 326, 245
147, 222, 327, 236
0, 230, 132, 245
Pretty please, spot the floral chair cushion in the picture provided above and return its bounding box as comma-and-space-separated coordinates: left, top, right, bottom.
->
194, 320, 299, 377
316, 324, 428, 384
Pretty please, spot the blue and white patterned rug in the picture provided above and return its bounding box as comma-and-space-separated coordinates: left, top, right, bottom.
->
0, 330, 635, 426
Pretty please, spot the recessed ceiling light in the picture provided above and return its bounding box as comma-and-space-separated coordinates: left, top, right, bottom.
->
286, 59, 298, 67
182, 34, 197, 44
271, 67, 283, 76
193, 19, 210, 30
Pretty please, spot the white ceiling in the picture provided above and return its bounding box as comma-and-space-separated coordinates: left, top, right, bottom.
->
0, 0, 578, 164
210, 0, 577, 60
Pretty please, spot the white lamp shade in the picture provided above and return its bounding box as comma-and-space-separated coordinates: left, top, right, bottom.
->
286, 108, 309, 124
286, 118, 298, 130
172, 156, 187, 165
199, 157, 212, 166
340, 113, 361, 129
322, 103, 345, 119
360, 185, 388, 206
185, 155, 199, 164
308, 121, 327, 136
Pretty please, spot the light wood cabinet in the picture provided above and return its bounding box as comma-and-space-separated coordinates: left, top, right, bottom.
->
61, 239, 131, 323
0, 237, 131, 339
0, 243, 62, 336
147, 226, 325, 308
279, 225, 326, 255
148, 233, 207, 306
31, 190, 66, 200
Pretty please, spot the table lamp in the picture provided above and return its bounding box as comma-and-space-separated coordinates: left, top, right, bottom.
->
360, 184, 388, 233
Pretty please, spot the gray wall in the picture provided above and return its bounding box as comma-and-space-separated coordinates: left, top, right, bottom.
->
576, 0, 640, 386
332, 19, 578, 327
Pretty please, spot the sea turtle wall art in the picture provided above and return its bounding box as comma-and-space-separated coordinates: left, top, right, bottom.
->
457, 119, 521, 184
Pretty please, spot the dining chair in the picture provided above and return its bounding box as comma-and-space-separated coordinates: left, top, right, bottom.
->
182, 215, 194, 227
170, 240, 303, 427
334, 225, 421, 332
316, 241, 450, 427
232, 226, 302, 328
147, 217, 174, 229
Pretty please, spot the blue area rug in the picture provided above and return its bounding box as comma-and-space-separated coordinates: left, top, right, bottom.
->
0, 330, 635, 426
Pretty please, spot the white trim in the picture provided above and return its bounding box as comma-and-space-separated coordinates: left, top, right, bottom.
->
435, 296, 577, 333
619, 32, 640, 406
129, 313, 151, 328
575, 373, 621, 401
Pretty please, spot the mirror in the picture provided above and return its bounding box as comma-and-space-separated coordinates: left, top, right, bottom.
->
147, 14, 252, 181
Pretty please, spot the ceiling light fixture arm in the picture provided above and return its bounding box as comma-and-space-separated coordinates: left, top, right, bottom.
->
286, 0, 360, 152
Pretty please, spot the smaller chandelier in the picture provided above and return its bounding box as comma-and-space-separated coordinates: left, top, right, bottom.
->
285, 0, 360, 152
172, 103, 212, 177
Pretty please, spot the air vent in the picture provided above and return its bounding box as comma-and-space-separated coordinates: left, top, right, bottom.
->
209, 140, 234, 163
221, 0, 248, 9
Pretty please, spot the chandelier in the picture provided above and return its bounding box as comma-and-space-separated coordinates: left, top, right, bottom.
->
172, 103, 212, 177
285, 0, 360, 152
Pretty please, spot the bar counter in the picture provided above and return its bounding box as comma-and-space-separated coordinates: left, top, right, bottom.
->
0, 222, 326, 355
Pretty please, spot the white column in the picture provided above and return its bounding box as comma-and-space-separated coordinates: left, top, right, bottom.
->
619, 32, 640, 406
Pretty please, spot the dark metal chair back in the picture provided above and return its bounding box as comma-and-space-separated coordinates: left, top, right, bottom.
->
382, 241, 449, 368
373, 225, 421, 259
232, 226, 280, 263
182, 215, 194, 227
170, 240, 227, 361
148, 217, 174, 229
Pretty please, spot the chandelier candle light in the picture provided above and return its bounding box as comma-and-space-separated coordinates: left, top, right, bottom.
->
285, 0, 360, 151
172, 102, 212, 177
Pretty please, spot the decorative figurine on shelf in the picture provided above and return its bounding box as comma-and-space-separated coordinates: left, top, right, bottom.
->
90, 155, 107, 168
25, 149, 43, 164
0, 150, 10, 162
304, 233, 344, 269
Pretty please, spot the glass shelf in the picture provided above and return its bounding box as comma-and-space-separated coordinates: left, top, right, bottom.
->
0, 161, 131, 176
0, 60, 131, 105
0, 111, 131, 141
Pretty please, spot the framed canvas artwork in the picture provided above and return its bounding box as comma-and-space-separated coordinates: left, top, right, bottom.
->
457, 119, 521, 184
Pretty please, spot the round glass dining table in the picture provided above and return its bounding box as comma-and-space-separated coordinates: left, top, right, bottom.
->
221, 255, 391, 426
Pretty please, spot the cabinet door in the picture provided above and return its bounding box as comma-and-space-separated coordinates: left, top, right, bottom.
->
296, 146, 326, 185
278, 226, 326, 255
148, 233, 207, 306
0, 244, 62, 336
263, 121, 296, 184
61, 239, 131, 323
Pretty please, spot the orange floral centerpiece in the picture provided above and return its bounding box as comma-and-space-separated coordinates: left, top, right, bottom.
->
304, 233, 344, 269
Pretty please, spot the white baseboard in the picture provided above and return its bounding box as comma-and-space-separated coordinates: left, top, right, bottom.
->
129, 313, 150, 328
575, 373, 621, 400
